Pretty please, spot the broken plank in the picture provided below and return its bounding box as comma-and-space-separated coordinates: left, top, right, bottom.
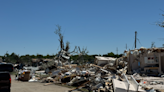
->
68, 81, 90, 92
44, 83, 53, 86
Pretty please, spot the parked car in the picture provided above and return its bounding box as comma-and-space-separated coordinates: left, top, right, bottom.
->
0, 64, 12, 92
0, 63, 14, 72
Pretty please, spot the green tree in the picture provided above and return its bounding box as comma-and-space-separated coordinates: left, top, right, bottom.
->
20, 56, 32, 65
36, 54, 43, 59
46, 54, 50, 58
3, 52, 20, 63
107, 52, 115, 57
30, 55, 36, 58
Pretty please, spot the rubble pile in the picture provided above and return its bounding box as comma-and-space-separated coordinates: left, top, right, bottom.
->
14, 47, 164, 92
22, 56, 158, 92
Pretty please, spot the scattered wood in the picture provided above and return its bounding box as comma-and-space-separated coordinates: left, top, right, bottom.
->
68, 81, 90, 92
44, 83, 53, 86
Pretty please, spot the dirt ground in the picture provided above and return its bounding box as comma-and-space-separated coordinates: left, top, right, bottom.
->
11, 75, 80, 92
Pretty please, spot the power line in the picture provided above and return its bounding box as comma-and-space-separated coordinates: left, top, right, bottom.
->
132, 40, 135, 50
137, 39, 142, 46
135, 31, 137, 49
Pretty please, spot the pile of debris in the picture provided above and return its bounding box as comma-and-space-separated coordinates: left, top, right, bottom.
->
24, 55, 162, 92
14, 27, 164, 92
16, 46, 164, 92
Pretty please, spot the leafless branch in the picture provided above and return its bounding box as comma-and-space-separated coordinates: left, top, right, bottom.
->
78, 46, 81, 53
55, 25, 64, 50
65, 41, 70, 52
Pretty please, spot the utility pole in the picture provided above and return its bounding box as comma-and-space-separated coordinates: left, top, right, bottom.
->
126, 44, 127, 50
135, 31, 137, 49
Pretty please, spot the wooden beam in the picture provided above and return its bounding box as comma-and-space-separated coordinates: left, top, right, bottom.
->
91, 64, 103, 68
158, 49, 161, 53
44, 83, 53, 86
68, 81, 90, 92
144, 67, 158, 70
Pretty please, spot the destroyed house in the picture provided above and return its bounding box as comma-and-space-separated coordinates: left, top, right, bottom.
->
126, 47, 164, 74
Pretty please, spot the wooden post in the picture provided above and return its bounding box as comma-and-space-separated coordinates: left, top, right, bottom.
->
128, 49, 132, 74
158, 49, 162, 74
135, 31, 137, 49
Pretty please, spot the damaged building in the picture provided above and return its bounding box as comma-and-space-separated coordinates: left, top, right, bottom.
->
126, 47, 164, 75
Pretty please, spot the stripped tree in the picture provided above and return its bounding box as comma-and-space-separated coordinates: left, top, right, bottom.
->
42, 25, 89, 71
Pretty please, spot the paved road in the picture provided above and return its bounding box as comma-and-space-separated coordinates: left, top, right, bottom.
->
11, 75, 79, 92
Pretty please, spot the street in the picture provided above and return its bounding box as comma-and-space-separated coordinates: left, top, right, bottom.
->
11, 75, 78, 92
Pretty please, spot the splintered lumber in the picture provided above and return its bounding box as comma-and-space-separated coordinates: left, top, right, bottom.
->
119, 77, 124, 81
107, 66, 117, 71
144, 67, 158, 70
91, 64, 103, 69
62, 83, 66, 85
44, 83, 53, 86
68, 81, 90, 92
98, 88, 106, 92
54, 81, 62, 84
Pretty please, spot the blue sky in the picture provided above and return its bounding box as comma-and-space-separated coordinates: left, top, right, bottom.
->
0, 0, 164, 56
